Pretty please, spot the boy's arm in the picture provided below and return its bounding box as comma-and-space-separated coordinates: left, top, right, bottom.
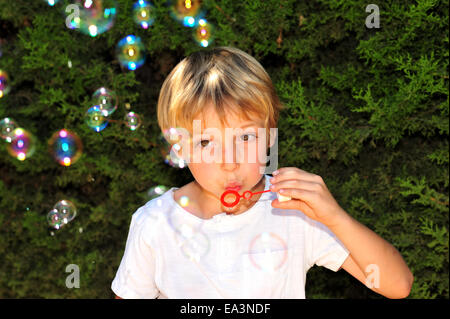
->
330, 212, 414, 299
270, 167, 414, 299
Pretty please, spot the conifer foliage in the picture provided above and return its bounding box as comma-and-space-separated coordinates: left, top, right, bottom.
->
0, 0, 448, 298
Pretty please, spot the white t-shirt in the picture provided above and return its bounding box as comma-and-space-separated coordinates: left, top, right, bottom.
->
111, 175, 349, 299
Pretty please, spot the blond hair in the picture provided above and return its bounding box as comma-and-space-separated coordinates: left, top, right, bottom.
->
157, 46, 283, 135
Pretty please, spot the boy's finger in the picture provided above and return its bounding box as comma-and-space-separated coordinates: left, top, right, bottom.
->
270, 179, 319, 193
276, 188, 315, 202
272, 167, 319, 183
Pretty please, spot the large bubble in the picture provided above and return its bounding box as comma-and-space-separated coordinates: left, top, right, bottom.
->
159, 128, 189, 169
193, 18, 214, 47
6, 128, 37, 161
48, 129, 83, 166
66, 0, 117, 37
116, 35, 146, 71
54, 199, 77, 224
133, 0, 156, 29
92, 87, 118, 116
169, 0, 205, 27
247, 232, 288, 272
124, 111, 142, 131
85, 105, 109, 132
47, 199, 77, 229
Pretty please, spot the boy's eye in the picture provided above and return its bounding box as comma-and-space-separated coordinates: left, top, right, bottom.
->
195, 140, 213, 148
240, 133, 256, 142
200, 140, 210, 147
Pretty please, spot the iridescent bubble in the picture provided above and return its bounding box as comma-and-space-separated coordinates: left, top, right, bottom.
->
0, 117, 18, 142
6, 128, 36, 161
248, 232, 288, 272
54, 199, 77, 224
147, 185, 169, 200
159, 128, 189, 168
193, 18, 214, 47
47, 208, 64, 230
66, 0, 117, 37
116, 35, 146, 71
169, 0, 204, 27
48, 129, 83, 166
92, 87, 118, 116
45, 0, 59, 5
162, 144, 186, 168
178, 195, 190, 207
132, 0, 156, 29
85, 105, 109, 132
174, 224, 209, 262
124, 111, 142, 131
0, 69, 11, 98
167, 196, 209, 261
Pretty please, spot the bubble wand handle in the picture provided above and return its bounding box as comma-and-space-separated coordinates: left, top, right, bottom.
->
250, 190, 272, 195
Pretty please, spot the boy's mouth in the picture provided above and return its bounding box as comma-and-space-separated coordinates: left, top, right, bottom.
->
225, 183, 241, 192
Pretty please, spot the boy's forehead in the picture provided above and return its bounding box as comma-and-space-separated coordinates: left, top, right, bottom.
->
194, 104, 264, 130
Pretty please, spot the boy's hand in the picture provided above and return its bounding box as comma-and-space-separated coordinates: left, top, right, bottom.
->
270, 167, 347, 227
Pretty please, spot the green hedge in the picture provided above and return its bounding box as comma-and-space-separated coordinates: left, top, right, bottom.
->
0, 0, 448, 298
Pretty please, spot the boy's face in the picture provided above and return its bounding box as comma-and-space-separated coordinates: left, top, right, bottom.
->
180, 103, 269, 208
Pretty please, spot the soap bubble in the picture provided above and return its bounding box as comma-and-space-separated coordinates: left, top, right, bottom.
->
48, 129, 83, 166
47, 208, 64, 229
116, 35, 146, 71
132, 0, 156, 29
92, 87, 118, 116
193, 18, 214, 47
54, 199, 77, 224
175, 226, 209, 262
45, 0, 59, 5
124, 111, 142, 131
159, 128, 189, 168
66, 0, 117, 37
147, 185, 169, 200
160, 140, 187, 169
247, 232, 288, 272
6, 128, 36, 161
169, 0, 205, 27
178, 195, 190, 207
167, 207, 209, 262
0, 70, 11, 98
0, 117, 18, 142
85, 105, 109, 132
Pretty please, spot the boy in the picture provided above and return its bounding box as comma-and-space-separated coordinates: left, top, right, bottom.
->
112, 47, 413, 299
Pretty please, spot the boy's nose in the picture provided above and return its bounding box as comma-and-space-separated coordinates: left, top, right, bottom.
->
220, 144, 238, 171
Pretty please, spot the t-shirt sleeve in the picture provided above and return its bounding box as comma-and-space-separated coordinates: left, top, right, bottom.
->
307, 219, 349, 272
111, 208, 160, 298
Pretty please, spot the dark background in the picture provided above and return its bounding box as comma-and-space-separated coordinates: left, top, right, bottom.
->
0, 0, 448, 298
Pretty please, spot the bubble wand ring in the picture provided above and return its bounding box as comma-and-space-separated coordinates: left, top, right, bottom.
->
220, 189, 272, 208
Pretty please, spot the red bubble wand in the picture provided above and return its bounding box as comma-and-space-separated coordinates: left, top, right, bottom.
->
220, 189, 272, 208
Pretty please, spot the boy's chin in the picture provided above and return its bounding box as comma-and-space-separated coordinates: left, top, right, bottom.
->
221, 201, 241, 214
